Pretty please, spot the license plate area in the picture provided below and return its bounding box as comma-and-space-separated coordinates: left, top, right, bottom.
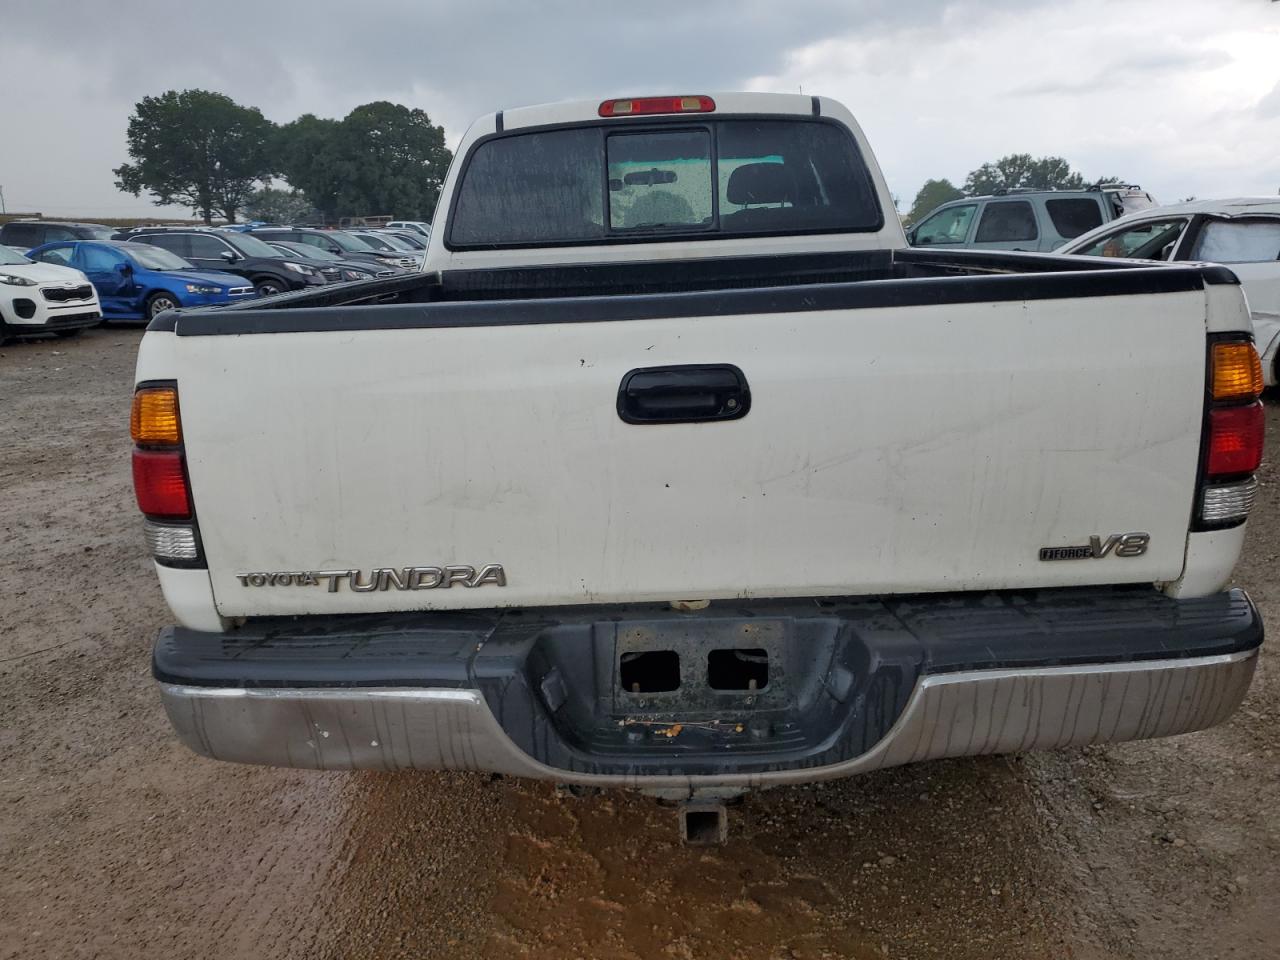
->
612, 620, 789, 715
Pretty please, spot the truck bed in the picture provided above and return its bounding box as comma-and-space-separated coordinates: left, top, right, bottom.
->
146, 247, 1238, 335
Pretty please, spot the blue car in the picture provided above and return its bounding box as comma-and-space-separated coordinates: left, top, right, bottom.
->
25, 240, 255, 323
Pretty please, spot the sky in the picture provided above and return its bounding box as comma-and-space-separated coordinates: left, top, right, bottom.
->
3, 0, 1278, 218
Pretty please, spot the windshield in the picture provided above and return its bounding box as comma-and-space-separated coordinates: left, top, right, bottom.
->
82, 226, 115, 240
327, 231, 375, 252
378, 233, 419, 251
353, 233, 395, 251
274, 242, 339, 262
226, 232, 284, 258
125, 244, 195, 270
0, 247, 32, 265
450, 118, 883, 248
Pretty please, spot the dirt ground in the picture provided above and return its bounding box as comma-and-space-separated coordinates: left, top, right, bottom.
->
1, 325, 1277, 960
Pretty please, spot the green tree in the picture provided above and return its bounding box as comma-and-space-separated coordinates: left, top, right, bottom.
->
273, 114, 345, 221
963, 154, 1086, 196
276, 102, 451, 222
905, 178, 964, 225
114, 90, 275, 223
243, 185, 317, 224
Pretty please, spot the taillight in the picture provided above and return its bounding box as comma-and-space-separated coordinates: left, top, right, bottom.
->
1206, 403, 1265, 476
132, 450, 191, 518
1196, 337, 1266, 528
131, 382, 204, 566
599, 95, 716, 117
1210, 341, 1264, 401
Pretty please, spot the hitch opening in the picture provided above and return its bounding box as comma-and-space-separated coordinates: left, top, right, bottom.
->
679, 802, 728, 845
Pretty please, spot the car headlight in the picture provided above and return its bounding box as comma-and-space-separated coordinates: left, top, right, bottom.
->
283, 261, 315, 275
185, 283, 222, 294
344, 270, 373, 281
375, 255, 401, 265
0, 273, 37, 286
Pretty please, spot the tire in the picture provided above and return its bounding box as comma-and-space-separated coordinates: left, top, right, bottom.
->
54, 328, 83, 339
254, 278, 286, 297
146, 292, 180, 321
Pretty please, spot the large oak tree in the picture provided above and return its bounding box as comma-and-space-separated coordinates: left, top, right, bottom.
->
114, 90, 275, 224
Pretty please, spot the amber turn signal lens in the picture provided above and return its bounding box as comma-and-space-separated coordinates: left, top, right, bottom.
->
131, 386, 181, 445
1212, 342, 1263, 402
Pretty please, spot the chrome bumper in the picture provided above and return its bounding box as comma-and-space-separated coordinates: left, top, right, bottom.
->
159, 649, 1258, 789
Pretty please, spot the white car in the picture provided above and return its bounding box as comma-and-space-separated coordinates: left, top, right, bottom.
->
386, 220, 431, 239
0, 245, 102, 339
1060, 198, 1280, 383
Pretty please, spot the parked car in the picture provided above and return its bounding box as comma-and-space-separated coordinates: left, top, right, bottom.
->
138, 93, 1261, 833
345, 230, 424, 268
386, 220, 432, 239
1058, 198, 1280, 384
28, 240, 253, 322
264, 241, 398, 282
906, 185, 1157, 252
115, 228, 336, 295
250, 227, 418, 271
377, 230, 427, 251
0, 220, 114, 248
0, 245, 101, 339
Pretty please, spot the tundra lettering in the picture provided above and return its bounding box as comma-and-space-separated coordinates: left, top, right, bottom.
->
234, 564, 507, 591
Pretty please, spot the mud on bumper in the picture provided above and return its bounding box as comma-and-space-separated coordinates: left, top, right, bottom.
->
154, 588, 1262, 789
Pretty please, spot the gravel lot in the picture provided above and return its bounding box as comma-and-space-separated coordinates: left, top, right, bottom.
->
1, 325, 1277, 959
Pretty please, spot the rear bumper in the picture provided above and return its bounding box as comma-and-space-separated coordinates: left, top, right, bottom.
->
154, 587, 1263, 789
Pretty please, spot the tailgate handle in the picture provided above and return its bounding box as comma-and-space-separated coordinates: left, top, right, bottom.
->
617, 364, 750, 424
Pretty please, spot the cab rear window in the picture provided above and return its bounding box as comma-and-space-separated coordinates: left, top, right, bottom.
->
448, 119, 883, 248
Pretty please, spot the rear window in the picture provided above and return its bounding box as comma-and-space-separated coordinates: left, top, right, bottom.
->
1, 223, 40, 247
1045, 198, 1104, 239
448, 119, 882, 248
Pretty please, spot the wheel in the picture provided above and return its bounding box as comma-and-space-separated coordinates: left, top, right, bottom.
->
54, 328, 83, 339
254, 278, 285, 297
146, 293, 180, 321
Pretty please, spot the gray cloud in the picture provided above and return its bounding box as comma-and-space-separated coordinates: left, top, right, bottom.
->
1, 0, 1276, 217
1012, 45, 1233, 98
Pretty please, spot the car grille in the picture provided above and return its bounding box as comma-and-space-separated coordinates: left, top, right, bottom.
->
320, 268, 341, 282
41, 284, 94, 303
227, 286, 254, 296
375, 269, 396, 278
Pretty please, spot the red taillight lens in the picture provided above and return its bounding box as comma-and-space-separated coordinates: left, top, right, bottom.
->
1207, 402, 1265, 477
599, 95, 716, 117
132, 449, 192, 518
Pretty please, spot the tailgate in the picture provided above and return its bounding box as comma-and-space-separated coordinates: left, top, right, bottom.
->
163, 283, 1208, 617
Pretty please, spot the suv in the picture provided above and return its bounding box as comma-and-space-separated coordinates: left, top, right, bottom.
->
0, 220, 114, 248
906, 186, 1156, 252
117, 228, 336, 295
347, 230, 424, 268
250, 227, 418, 272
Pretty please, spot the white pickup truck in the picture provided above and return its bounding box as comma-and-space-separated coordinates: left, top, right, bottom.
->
134, 93, 1264, 814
